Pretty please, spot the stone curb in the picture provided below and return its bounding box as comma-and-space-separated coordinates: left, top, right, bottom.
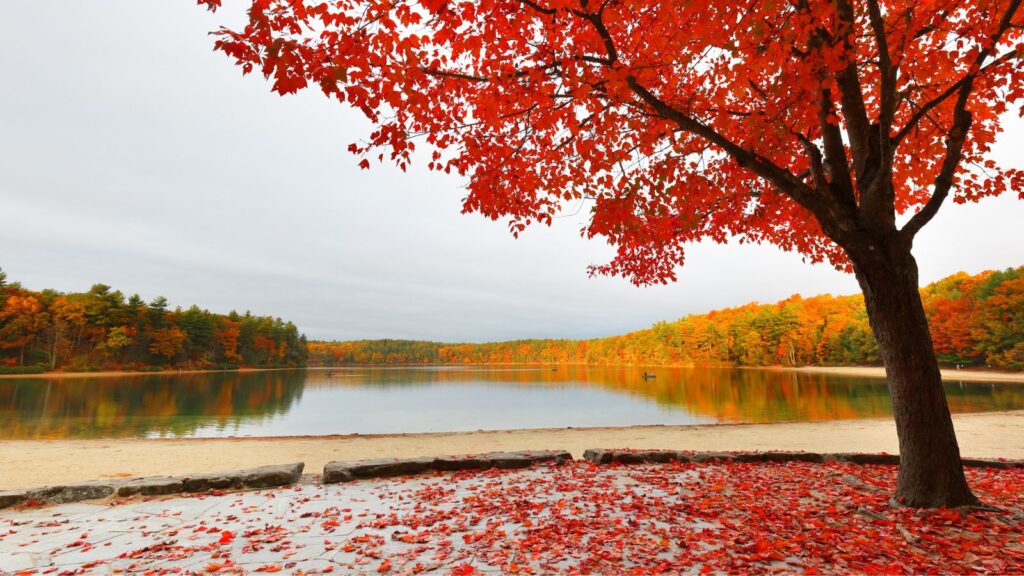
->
581, 449, 1024, 469
0, 462, 304, 511
323, 450, 573, 483
4, 450, 1017, 511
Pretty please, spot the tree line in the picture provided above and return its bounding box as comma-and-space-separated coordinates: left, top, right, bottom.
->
0, 268, 307, 373
308, 267, 1024, 370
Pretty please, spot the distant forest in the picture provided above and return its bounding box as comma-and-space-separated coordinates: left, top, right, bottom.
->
5, 266, 1021, 374
0, 269, 307, 373
309, 267, 1024, 370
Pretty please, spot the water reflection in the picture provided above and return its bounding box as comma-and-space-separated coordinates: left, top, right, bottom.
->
0, 367, 1021, 439
0, 372, 304, 439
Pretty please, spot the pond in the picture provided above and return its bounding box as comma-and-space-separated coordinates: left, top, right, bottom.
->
0, 366, 1021, 439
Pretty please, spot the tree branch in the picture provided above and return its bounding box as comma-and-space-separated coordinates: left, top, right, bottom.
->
420, 68, 488, 83
571, 2, 857, 238
513, 0, 557, 16
817, 89, 858, 209
901, 0, 1022, 238
797, 134, 830, 193
899, 101, 971, 238
855, 0, 898, 228
831, 0, 877, 187
626, 77, 832, 223
863, 0, 897, 223
893, 49, 1020, 145
867, 0, 896, 135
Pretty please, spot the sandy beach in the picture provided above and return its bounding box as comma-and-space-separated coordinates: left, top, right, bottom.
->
781, 366, 1024, 383
1, 411, 1021, 490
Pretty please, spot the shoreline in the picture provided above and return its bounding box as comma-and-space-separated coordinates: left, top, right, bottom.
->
4, 364, 1022, 382
2, 410, 1021, 490
0, 366, 301, 380
776, 365, 1024, 383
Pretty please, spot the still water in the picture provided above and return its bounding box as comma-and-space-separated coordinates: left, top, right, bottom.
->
0, 366, 1021, 439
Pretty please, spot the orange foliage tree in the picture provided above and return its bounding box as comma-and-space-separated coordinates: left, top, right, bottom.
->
0, 295, 46, 366
974, 276, 1024, 368
0, 270, 307, 371
201, 0, 1023, 506
149, 327, 188, 361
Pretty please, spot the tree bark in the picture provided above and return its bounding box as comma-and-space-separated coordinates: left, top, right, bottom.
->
849, 238, 977, 507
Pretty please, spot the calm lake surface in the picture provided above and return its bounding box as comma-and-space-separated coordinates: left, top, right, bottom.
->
1, 366, 1021, 439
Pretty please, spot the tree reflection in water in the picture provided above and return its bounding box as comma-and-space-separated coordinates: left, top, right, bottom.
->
0, 371, 305, 439
1, 367, 1021, 438
305, 366, 1024, 423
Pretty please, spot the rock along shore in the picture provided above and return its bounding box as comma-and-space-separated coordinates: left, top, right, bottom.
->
3, 449, 1022, 510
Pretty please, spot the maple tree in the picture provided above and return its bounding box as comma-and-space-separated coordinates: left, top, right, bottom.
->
201, 0, 1023, 506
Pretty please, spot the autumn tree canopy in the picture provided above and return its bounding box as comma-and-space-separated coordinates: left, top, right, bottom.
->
203, 0, 1021, 283
201, 0, 1023, 507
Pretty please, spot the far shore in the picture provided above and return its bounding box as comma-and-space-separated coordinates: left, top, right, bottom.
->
3, 364, 1022, 382
1, 411, 1021, 490
0, 366, 300, 380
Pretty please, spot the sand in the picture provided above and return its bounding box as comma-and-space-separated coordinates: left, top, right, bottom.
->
780, 366, 1024, 383
2, 411, 1022, 490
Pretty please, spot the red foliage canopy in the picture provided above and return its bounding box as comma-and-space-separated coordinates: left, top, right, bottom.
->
202, 0, 1023, 284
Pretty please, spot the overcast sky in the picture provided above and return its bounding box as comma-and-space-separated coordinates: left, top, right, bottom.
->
1, 3, 1022, 342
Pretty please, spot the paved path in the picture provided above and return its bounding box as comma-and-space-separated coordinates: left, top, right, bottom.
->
0, 466, 686, 575
2, 462, 1022, 575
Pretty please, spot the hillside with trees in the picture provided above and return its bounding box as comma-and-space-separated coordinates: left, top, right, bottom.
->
0, 268, 307, 373
309, 267, 1024, 370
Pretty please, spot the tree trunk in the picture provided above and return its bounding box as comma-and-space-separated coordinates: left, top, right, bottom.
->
850, 240, 977, 508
